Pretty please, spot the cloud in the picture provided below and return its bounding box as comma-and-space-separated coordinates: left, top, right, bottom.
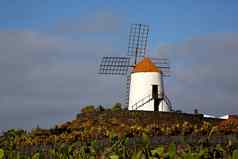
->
158, 32, 238, 115
0, 9, 130, 131
0, 27, 126, 131
52, 10, 126, 34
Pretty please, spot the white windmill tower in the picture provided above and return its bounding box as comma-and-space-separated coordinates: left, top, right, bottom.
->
128, 57, 171, 111
99, 24, 172, 111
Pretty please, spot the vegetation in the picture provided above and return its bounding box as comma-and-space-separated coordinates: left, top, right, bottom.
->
112, 103, 122, 112
0, 132, 238, 158
80, 105, 96, 114
0, 104, 238, 158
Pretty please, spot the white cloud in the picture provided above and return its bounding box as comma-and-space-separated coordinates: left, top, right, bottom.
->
0, 28, 125, 131
158, 32, 238, 115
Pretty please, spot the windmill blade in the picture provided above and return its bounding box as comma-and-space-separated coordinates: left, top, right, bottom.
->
128, 24, 149, 59
151, 57, 171, 77
151, 57, 169, 66
99, 56, 130, 75
159, 67, 171, 77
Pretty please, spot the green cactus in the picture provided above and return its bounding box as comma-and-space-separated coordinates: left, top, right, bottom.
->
0, 149, 4, 159
110, 154, 119, 159
232, 149, 238, 159
151, 145, 164, 157
167, 143, 176, 159
131, 150, 143, 159
32, 152, 40, 159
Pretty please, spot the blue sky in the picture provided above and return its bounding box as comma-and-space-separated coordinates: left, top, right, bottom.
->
0, 0, 238, 130
1, 0, 238, 41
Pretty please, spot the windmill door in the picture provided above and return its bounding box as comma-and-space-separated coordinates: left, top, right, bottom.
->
152, 85, 159, 111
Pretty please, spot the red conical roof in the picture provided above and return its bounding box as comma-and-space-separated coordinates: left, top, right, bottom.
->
133, 57, 161, 73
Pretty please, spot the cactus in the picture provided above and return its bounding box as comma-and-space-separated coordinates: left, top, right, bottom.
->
167, 143, 176, 159
0, 149, 4, 159
110, 154, 119, 159
32, 152, 40, 159
232, 149, 238, 159
151, 145, 164, 157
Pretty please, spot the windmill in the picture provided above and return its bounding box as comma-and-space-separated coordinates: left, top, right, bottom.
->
99, 24, 172, 111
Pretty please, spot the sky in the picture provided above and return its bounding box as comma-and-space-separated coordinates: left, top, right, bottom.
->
0, 0, 238, 131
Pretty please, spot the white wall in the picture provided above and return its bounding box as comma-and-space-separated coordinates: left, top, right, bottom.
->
128, 72, 161, 111
159, 99, 171, 112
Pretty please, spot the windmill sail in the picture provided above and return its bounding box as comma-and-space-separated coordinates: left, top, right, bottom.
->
128, 24, 149, 64
99, 56, 130, 75
150, 58, 170, 77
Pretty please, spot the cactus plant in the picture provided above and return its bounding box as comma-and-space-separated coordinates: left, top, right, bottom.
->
0, 149, 4, 159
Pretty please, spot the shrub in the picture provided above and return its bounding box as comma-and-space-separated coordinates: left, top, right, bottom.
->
81, 105, 96, 114
96, 105, 105, 112
112, 103, 122, 112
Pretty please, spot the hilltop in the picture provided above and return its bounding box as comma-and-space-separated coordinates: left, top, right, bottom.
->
27, 108, 234, 144
1, 106, 238, 158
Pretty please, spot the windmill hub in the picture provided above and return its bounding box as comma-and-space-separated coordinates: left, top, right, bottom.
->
99, 24, 172, 111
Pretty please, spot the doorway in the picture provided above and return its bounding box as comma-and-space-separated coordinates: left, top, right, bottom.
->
152, 85, 159, 111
